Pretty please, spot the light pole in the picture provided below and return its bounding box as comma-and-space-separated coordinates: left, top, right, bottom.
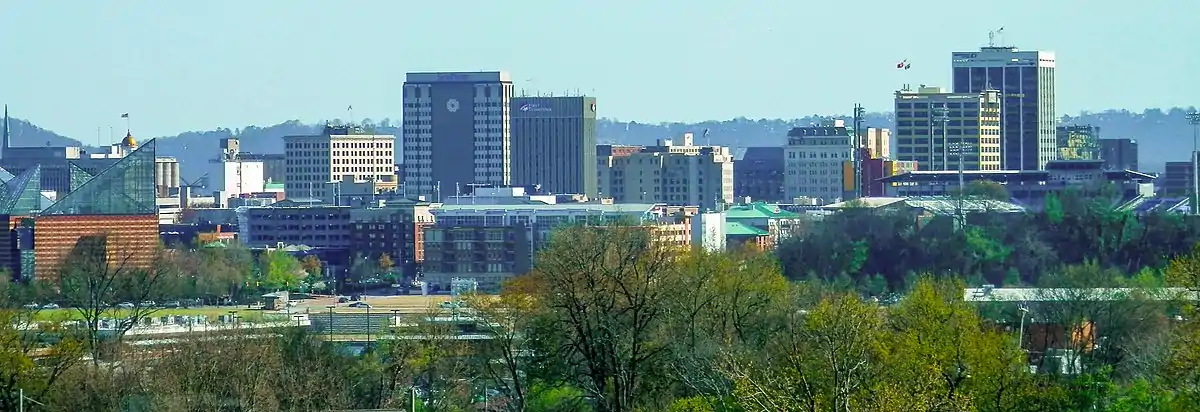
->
327, 305, 336, 342
227, 310, 238, 329
391, 309, 400, 336
1017, 305, 1030, 351
366, 305, 372, 344
1186, 111, 1200, 215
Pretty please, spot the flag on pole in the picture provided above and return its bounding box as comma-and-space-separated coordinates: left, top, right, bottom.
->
120, 113, 129, 118
346, 105, 353, 111
895, 60, 907, 69
904, 63, 912, 70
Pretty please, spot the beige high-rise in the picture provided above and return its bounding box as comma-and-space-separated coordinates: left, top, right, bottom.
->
596, 133, 733, 210
893, 86, 1002, 172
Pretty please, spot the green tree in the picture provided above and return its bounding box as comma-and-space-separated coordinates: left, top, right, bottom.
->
258, 250, 304, 290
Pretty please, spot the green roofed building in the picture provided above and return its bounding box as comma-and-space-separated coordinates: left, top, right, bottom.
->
725, 221, 771, 250
723, 201, 804, 245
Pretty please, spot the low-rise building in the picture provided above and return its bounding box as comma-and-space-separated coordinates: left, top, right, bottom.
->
348, 199, 436, 280
422, 203, 662, 291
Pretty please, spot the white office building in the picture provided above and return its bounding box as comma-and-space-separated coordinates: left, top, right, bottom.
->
283, 125, 398, 201
783, 120, 854, 205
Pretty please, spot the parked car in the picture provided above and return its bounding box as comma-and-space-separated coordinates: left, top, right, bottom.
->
116, 302, 135, 309
41, 303, 60, 309
337, 296, 350, 304
163, 301, 181, 308
139, 301, 156, 308
348, 302, 371, 309
23, 303, 40, 310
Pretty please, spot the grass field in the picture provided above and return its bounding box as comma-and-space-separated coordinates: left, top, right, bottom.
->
33, 307, 269, 322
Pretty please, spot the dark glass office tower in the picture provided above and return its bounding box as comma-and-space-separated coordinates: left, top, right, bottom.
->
509, 96, 597, 197
952, 46, 1056, 171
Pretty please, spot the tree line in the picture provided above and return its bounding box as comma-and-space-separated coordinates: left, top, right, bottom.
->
5, 190, 1200, 410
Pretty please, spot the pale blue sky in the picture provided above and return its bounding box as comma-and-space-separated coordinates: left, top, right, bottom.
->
0, 0, 1196, 142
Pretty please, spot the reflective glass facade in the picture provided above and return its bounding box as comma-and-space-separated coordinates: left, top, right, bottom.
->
42, 139, 157, 216
68, 163, 94, 192
0, 165, 42, 215
0, 166, 14, 184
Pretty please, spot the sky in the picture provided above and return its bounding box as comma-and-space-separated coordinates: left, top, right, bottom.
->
0, 0, 1196, 142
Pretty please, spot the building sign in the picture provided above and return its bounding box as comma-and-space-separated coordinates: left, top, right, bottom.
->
436, 73, 469, 81
519, 103, 552, 113
953, 53, 978, 59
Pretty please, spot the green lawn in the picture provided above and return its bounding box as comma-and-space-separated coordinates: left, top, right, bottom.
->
33, 307, 268, 322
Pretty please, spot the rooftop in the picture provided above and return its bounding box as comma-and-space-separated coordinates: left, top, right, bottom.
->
724, 202, 802, 219
434, 203, 657, 214
824, 196, 1026, 215
964, 287, 1198, 302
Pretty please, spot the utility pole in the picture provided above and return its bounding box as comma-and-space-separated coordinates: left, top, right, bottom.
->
1187, 111, 1200, 215
851, 104, 866, 199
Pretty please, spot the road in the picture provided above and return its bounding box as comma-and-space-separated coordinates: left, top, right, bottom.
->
289, 294, 472, 314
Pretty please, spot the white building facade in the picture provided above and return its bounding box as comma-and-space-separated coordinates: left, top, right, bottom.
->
283, 125, 397, 201
783, 120, 854, 205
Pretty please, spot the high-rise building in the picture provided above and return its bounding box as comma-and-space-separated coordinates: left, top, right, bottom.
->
595, 134, 734, 210
1056, 125, 1101, 161
509, 96, 597, 197
783, 120, 854, 204
283, 125, 398, 201
952, 46, 1056, 170
861, 128, 891, 159
402, 71, 514, 200
1100, 138, 1138, 171
893, 86, 1002, 172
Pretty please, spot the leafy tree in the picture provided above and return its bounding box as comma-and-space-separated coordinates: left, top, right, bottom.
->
300, 255, 323, 278
0, 278, 84, 411
378, 253, 395, 274
258, 250, 304, 291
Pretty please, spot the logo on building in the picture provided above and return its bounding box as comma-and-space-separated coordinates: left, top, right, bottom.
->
446, 98, 460, 113
590, 103, 597, 112
519, 103, 551, 113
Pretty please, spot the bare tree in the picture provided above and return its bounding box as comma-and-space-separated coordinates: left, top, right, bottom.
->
525, 224, 679, 412
56, 234, 180, 362
467, 289, 535, 411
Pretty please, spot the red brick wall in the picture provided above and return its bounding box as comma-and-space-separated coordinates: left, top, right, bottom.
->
33, 214, 159, 281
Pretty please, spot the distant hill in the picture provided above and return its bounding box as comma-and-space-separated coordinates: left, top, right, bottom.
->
1, 116, 82, 150
14, 108, 1197, 184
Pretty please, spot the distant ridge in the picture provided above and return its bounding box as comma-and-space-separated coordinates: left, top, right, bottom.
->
10, 107, 1198, 184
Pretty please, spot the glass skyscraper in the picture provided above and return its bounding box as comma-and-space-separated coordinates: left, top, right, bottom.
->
952, 46, 1056, 171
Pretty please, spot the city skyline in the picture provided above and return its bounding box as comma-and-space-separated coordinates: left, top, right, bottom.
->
0, 0, 1197, 140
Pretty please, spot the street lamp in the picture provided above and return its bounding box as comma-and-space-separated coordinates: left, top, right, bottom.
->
366, 305, 372, 344
326, 305, 336, 342
391, 309, 400, 335
1017, 305, 1031, 351
1186, 111, 1200, 215
227, 310, 238, 329
293, 314, 304, 328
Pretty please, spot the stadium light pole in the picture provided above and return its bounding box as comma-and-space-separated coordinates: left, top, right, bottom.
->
1187, 111, 1200, 215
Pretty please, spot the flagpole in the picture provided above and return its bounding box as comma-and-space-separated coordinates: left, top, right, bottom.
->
347, 105, 355, 126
